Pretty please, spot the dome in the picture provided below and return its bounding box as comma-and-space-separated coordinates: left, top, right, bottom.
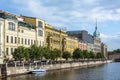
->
93, 26, 100, 38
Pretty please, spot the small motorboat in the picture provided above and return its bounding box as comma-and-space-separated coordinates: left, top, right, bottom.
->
31, 68, 46, 73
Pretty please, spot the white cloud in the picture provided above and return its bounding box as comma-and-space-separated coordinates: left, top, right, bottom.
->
5, 0, 120, 51
100, 33, 120, 50
10, 0, 120, 25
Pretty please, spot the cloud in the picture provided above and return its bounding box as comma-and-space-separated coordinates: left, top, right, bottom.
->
7, 0, 120, 25
100, 33, 120, 51
2, 0, 120, 50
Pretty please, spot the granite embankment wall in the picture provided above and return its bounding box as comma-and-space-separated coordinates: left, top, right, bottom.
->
0, 60, 112, 77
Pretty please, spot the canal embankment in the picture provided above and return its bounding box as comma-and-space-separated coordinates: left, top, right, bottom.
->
0, 59, 112, 77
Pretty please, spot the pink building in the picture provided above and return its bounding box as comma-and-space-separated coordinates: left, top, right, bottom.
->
78, 41, 87, 51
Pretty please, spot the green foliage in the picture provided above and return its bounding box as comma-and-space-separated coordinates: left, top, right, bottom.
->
24, 48, 30, 60
113, 49, 120, 53
89, 51, 95, 58
12, 45, 105, 62
72, 48, 83, 59
83, 50, 89, 58
108, 48, 120, 54
52, 49, 62, 60
12, 46, 25, 61
43, 47, 51, 59
62, 51, 71, 60
96, 52, 105, 58
29, 44, 38, 60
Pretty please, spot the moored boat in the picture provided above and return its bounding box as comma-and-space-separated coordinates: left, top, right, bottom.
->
31, 68, 46, 73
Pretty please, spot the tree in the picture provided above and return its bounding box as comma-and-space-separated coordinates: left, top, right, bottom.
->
96, 52, 105, 58
52, 49, 62, 61
43, 47, 51, 59
38, 46, 44, 60
29, 45, 39, 61
49, 50, 56, 60
72, 48, 83, 59
23, 48, 30, 61
12, 46, 25, 61
62, 51, 71, 60
89, 51, 95, 58
83, 50, 89, 59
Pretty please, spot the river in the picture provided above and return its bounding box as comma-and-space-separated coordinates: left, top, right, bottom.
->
1, 62, 120, 80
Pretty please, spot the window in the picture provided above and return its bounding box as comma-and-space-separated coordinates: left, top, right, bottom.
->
11, 36, 13, 43
18, 37, 20, 44
28, 39, 30, 45
42, 41, 44, 46
31, 40, 33, 45
40, 41, 41, 46
21, 38, 23, 44
25, 39, 27, 45
38, 30, 43, 36
11, 48, 13, 54
21, 30, 24, 33
8, 22, 15, 31
6, 48, 9, 55
15, 37, 17, 43
38, 21, 42, 28
6, 36, 9, 43
34, 40, 36, 44
18, 29, 20, 32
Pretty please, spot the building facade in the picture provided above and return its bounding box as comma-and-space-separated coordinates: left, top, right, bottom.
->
0, 10, 44, 63
87, 43, 94, 52
21, 16, 45, 47
78, 41, 87, 51
67, 30, 93, 44
66, 36, 78, 53
0, 10, 108, 63
101, 43, 108, 58
44, 24, 67, 51
93, 24, 101, 53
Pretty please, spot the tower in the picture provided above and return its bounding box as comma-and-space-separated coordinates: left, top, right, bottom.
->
93, 19, 101, 53
93, 19, 100, 38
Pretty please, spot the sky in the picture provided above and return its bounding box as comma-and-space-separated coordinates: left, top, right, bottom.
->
0, 0, 120, 51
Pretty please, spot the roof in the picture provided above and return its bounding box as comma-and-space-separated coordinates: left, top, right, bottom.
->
67, 30, 82, 34
18, 21, 35, 29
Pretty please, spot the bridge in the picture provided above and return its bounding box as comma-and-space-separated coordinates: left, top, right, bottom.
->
108, 53, 120, 62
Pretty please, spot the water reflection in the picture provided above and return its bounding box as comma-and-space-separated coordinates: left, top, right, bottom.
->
1, 63, 120, 80
33, 73, 46, 77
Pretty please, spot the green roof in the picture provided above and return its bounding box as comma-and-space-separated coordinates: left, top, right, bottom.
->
0, 13, 17, 20
18, 21, 35, 29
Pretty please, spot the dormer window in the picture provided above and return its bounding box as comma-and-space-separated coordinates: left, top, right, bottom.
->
8, 22, 15, 31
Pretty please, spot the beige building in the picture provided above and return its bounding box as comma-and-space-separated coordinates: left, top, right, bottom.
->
0, 10, 45, 63
101, 43, 108, 58
44, 24, 67, 51
87, 43, 94, 52
66, 36, 78, 54
93, 24, 101, 53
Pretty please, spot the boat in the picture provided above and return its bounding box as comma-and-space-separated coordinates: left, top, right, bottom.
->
31, 68, 46, 73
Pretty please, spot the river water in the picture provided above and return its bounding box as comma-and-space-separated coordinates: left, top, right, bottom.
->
1, 62, 120, 80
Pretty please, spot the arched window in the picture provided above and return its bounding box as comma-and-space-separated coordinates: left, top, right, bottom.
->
8, 22, 15, 31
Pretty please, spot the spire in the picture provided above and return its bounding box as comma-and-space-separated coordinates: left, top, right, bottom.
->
95, 18, 97, 30
93, 18, 100, 38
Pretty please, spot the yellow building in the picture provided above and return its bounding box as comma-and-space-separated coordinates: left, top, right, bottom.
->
21, 16, 45, 46
45, 24, 67, 51
0, 10, 80, 64
0, 10, 45, 63
66, 36, 79, 54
